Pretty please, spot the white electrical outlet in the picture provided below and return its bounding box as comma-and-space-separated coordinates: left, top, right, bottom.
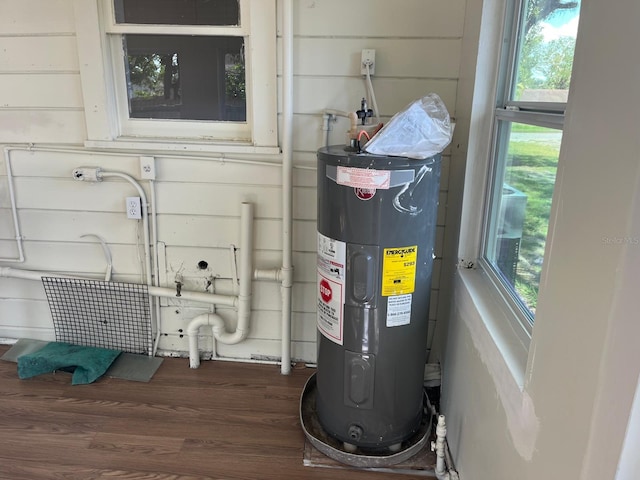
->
361, 49, 376, 75
140, 156, 156, 180
126, 196, 142, 219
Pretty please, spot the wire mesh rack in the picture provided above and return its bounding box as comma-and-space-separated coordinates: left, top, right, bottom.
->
42, 277, 152, 355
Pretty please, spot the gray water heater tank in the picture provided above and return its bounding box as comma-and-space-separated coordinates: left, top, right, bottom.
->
316, 145, 441, 450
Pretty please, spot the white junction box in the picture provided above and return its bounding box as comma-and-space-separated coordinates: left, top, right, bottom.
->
361, 49, 376, 75
126, 196, 142, 219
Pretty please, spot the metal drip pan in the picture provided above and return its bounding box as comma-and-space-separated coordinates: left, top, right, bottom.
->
300, 373, 433, 469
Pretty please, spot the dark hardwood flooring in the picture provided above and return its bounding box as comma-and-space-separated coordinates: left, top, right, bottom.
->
0, 345, 435, 479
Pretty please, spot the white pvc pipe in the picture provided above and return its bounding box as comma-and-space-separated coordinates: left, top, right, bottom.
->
280, 0, 294, 376
148, 285, 237, 307
186, 203, 254, 367
434, 415, 447, 478
149, 177, 162, 356
234, 202, 254, 342
0, 266, 90, 282
0, 266, 238, 307
1, 147, 25, 262
254, 268, 282, 282
431, 415, 459, 480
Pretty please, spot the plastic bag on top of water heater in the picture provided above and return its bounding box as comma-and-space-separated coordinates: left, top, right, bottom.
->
363, 93, 453, 159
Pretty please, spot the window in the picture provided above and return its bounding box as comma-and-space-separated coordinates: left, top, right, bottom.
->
76, 0, 277, 150
481, 0, 581, 330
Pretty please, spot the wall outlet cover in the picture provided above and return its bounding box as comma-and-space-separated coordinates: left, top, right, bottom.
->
126, 196, 142, 219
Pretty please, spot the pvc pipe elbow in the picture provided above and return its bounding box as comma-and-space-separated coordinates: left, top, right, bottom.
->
187, 313, 218, 368
214, 327, 249, 345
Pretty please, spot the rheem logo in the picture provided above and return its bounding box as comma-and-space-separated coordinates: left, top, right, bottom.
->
354, 187, 376, 200
319, 279, 332, 303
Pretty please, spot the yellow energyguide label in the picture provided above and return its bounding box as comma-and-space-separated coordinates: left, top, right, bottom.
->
381, 245, 418, 296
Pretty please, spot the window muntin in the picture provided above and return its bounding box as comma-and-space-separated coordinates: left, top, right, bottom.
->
482, 0, 580, 327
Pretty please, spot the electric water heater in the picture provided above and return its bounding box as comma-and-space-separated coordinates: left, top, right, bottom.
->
315, 145, 441, 449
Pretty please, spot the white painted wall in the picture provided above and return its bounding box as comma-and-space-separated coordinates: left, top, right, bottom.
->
0, 0, 465, 363
443, 0, 640, 479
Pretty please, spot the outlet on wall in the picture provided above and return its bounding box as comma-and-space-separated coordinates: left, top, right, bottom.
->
126, 196, 142, 219
140, 156, 156, 180
361, 49, 376, 75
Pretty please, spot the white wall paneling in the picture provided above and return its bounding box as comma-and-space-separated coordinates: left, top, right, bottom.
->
0, 0, 466, 364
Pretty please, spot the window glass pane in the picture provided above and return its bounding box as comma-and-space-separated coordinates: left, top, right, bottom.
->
123, 34, 245, 122
485, 122, 561, 318
512, 0, 580, 102
114, 0, 240, 26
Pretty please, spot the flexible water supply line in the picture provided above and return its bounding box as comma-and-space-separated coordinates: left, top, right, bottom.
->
365, 63, 380, 125
1, 147, 26, 262
79, 234, 112, 281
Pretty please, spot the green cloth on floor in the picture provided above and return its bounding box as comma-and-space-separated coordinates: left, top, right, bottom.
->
17, 342, 122, 385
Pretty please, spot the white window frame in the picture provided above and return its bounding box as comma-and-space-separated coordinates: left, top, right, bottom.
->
480, 0, 571, 339
73, 0, 278, 154
457, 0, 577, 382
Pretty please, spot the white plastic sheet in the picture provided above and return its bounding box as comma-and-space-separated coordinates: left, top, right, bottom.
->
364, 93, 453, 159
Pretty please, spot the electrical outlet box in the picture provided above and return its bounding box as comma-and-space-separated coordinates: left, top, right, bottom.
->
361, 49, 376, 75
140, 156, 156, 180
126, 196, 142, 219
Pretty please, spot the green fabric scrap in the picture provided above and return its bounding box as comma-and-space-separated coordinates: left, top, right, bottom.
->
17, 342, 122, 385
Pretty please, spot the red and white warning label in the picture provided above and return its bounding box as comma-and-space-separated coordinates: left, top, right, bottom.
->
336, 167, 391, 190
317, 232, 346, 345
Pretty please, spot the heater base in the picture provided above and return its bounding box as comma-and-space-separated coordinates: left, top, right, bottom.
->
300, 373, 433, 469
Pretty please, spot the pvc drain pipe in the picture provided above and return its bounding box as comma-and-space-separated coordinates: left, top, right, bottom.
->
186, 202, 254, 368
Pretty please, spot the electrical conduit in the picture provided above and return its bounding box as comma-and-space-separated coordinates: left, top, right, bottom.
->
72, 167, 159, 354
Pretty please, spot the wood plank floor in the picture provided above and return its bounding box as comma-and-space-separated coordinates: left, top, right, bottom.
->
0, 345, 435, 480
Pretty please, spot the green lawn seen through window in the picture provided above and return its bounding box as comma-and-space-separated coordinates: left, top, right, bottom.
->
500, 124, 560, 315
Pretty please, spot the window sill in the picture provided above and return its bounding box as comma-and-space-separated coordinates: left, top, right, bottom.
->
85, 138, 281, 156
455, 267, 530, 389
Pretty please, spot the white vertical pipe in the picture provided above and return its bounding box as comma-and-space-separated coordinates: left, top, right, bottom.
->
1, 147, 25, 262
280, 0, 294, 375
233, 202, 253, 342
149, 178, 162, 356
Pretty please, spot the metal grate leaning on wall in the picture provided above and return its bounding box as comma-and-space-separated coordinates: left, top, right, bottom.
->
42, 277, 152, 355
